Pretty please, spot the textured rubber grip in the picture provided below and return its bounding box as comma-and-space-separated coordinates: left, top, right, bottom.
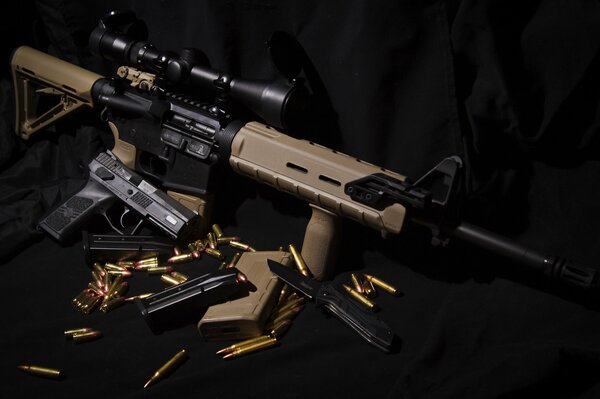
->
37, 179, 116, 243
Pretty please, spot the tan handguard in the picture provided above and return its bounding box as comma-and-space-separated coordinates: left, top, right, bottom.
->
10, 46, 103, 140
229, 122, 409, 280
198, 251, 291, 341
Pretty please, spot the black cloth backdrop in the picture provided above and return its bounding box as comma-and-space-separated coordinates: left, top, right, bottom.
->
1, 1, 600, 398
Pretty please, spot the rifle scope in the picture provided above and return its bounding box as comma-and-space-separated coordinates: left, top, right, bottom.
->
88, 11, 308, 130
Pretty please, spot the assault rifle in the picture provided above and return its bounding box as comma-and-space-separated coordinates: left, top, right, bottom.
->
11, 11, 598, 288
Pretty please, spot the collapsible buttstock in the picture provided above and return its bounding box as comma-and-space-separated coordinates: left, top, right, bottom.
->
10, 46, 103, 139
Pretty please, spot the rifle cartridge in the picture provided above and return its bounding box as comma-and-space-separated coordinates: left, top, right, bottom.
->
222, 336, 278, 359
17, 365, 64, 380
72, 330, 102, 343
64, 327, 95, 339
342, 284, 378, 311
364, 274, 399, 296
144, 349, 188, 388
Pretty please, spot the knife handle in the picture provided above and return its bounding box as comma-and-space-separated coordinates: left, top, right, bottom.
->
317, 284, 394, 352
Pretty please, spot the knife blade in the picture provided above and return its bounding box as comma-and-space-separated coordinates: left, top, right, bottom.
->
267, 259, 395, 352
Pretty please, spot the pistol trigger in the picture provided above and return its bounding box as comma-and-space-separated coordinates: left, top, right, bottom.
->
101, 208, 125, 235
120, 208, 131, 228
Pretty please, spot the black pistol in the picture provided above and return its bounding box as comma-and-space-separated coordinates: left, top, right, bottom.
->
38, 150, 202, 244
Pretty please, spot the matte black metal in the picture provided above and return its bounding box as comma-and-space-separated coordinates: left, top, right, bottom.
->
266, 259, 320, 299
135, 268, 243, 333
267, 260, 395, 352
88, 11, 308, 130
82, 232, 175, 265
451, 222, 598, 289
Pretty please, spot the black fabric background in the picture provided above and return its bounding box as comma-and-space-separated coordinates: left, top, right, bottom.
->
1, 1, 600, 398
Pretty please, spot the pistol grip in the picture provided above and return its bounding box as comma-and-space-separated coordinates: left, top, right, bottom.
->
166, 191, 214, 236
107, 121, 137, 169
301, 204, 342, 281
37, 179, 116, 243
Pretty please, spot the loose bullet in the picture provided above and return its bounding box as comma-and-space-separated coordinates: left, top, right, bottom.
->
144, 349, 188, 388
363, 274, 399, 296
64, 327, 94, 339
222, 337, 278, 359
288, 244, 311, 277
72, 330, 102, 343
342, 284, 378, 311
211, 224, 224, 238
17, 365, 64, 380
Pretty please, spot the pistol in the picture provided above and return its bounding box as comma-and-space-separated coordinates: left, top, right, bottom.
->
37, 150, 201, 244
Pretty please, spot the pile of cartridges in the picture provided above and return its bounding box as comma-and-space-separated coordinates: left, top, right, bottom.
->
71, 224, 258, 315
344, 273, 400, 311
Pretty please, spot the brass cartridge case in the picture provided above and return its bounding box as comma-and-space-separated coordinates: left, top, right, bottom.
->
275, 296, 306, 315
161, 274, 181, 286
222, 336, 278, 359
207, 232, 217, 249
288, 244, 311, 277
135, 256, 159, 266
146, 266, 173, 275
361, 277, 377, 298
268, 319, 292, 338
134, 262, 159, 271
269, 305, 303, 328
144, 349, 188, 388
276, 284, 292, 305
205, 248, 224, 260
73, 289, 101, 314
188, 239, 206, 253
212, 224, 224, 238
170, 271, 189, 283
117, 261, 136, 269
107, 269, 133, 278
87, 281, 105, 296
104, 276, 125, 299
64, 327, 94, 339
217, 236, 240, 245
78, 294, 102, 314
350, 273, 364, 294
17, 365, 64, 380
104, 263, 127, 272
342, 284, 377, 311
106, 281, 129, 300
92, 263, 105, 277
102, 272, 113, 292
215, 335, 272, 355
225, 252, 242, 269
125, 293, 154, 302
100, 296, 126, 313
91, 270, 104, 287
72, 330, 102, 343
363, 274, 398, 296
229, 241, 256, 252
168, 253, 195, 264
